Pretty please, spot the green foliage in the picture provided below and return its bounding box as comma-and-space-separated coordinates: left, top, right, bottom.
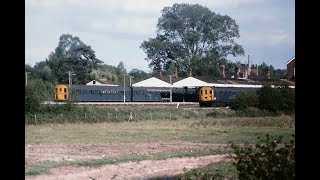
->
278, 86, 295, 113
229, 85, 295, 114
25, 79, 54, 114
180, 161, 237, 180
257, 62, 287, 80
47, 34, 103, 84
230, 92, 258, 111
141, 3, 244, 76
257, 85, 295, 113
129, 68, 152, 83
25, 84, 41, 114
231, 134, 295, 180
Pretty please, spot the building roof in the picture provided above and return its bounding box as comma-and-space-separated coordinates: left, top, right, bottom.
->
157, 76, 185, 84
286, 56, 295, 65
132, 77, 172, 87
86, 79, 119, 86
172, 77, 209, 88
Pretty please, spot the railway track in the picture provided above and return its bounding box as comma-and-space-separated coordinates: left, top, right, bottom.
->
42, 101, 200, 108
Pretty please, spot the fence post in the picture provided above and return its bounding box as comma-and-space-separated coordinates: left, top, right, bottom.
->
34, 114, 37, 125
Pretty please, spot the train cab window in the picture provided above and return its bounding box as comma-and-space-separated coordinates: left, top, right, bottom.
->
55, 88, 58, 93
209, 90, 212, 94
60, 88, 62, 92
64, 88, 67, 92
205, 90, 207, 94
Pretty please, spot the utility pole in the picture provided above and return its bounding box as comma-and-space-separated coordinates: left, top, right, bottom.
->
25, 71, 31, 86
68, 71, 76, 88
170, 75, 172, 102
123, 74, 126, 103
69, 71, 71, 88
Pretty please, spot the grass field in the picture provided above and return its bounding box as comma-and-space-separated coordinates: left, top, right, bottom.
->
26, 116, 294, 144
25, 108, 295, 178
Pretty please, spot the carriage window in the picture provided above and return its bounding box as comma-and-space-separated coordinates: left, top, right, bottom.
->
210, 90, 212, 94
55, 88, 58, 93
205, 90, 207, 94
60, 88, 62, 92
64, 88, 67, 92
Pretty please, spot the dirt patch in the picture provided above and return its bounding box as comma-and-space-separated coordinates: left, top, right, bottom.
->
26, 154, 234, 180
25, 141, 230, 163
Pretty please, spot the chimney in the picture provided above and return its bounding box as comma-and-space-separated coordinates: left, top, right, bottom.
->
265, 67, 271, 80
219, 64, 225, 78
189, 67, 192, 77
250, 64, 258, 76
244, 64, 248, 79
234, 66, 239, 79
240, 64, 247, 78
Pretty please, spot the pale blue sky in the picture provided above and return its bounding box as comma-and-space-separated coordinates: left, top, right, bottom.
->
26, 0, 294, 72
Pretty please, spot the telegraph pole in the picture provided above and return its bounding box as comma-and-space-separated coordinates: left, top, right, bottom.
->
68, 71, 76, 88
123, 74, 126, 102
25, 71, 31, 86
69, 71, 71, 88
170, 75, 172, 102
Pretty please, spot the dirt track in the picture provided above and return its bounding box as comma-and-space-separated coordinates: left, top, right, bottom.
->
26, 154, 233, 180
26, 142, 232, 179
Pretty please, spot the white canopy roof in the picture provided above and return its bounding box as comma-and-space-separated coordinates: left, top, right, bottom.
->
132, 77, 172, 87
172, 77, 209, 88
207, 83, 263, 88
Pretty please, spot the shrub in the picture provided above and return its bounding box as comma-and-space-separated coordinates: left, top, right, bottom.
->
230, 91, 258, 111
231, 134, 295, 180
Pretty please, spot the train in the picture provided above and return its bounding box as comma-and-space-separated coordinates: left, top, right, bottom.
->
54, 84, 198, 103
54, 84, 266, 107
199, 86, 259, 107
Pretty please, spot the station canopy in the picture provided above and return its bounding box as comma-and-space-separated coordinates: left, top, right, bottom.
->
172, 77, 209, 88
132, 77, 172, 87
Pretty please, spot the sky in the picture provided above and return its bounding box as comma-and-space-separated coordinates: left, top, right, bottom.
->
26, 0, 295, 73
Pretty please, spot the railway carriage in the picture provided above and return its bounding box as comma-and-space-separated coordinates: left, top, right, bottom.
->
57, 85, 163, 102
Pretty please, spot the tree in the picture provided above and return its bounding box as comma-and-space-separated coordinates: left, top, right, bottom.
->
257, 85, 282, 112
129, 69, 151, 83
140, 3, 244, 76
25, 79, 53, 113
47, 34, 103, 84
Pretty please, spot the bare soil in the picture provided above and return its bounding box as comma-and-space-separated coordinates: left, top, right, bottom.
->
26, 142, 232, 179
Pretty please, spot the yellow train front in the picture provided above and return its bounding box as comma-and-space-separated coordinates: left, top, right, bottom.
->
199, 86, 215, 107
54, 84, 69, 101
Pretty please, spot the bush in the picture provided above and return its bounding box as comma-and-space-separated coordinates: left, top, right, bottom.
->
231, 134, 295, 180
230, 92, 258, 111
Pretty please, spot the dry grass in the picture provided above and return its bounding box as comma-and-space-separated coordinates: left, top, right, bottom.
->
26, 117, 294, 144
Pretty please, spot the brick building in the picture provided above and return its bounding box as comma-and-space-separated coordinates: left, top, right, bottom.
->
286, 56, 295, 81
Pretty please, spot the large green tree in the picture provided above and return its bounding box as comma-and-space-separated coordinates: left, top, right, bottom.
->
140, 3, 244, 76
47, 34, 103, 84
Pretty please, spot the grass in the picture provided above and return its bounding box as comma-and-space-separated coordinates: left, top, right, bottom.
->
179, 161, 238, 180
25, 106, 292, 125
26, 116, 294, 144
25, 107, 295, 177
